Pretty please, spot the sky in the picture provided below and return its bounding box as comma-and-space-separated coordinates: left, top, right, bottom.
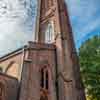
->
66, 0, 100, 48
0, 0, 100, 56
0, 0, 36, 56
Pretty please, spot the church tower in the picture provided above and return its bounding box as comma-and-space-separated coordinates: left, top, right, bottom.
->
35, 0, 86, 100
18, 0, 86, 100
0, 0, 86, 100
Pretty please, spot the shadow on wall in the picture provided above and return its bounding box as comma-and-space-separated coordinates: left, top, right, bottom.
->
5, 61, 19, 79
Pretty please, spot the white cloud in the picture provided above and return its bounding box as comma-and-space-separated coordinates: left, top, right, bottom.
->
0, 0, 100, 56
0, 0, 37, 56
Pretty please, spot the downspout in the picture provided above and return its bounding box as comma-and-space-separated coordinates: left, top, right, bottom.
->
19, 45, 26, 81
17, 45, 26, 100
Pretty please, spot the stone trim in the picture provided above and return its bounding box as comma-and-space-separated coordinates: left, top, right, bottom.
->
0, 72, 18, 81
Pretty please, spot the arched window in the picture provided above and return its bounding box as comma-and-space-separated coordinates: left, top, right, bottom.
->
45, 21, 54, 43
41, 69, 44, 88
40, 68, 49, 90
46, 71, 48, 89
40, 67, 49, 100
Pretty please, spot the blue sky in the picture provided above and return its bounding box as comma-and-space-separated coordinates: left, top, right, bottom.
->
66, 0, 100, 48
0, 0, 100, 56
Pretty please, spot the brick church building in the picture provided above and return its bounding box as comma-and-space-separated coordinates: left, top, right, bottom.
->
0, 0, 86, 100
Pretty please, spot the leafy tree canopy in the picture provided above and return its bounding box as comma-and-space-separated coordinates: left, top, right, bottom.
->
79, 36, 100, 100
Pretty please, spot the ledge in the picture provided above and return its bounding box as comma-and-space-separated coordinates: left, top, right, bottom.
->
0, 41, 56, 62
28, 41, 56, 50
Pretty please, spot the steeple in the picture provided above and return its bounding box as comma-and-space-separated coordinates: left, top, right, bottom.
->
35, 0, 73, 43
0, 0, 86, 100
34, 0, 86, 100
35, 0, 56, 43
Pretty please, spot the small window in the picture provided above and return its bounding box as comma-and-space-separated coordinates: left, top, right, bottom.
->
46, 71, 48, 89
40, 68, 49, 90
41, 69, 44, 88
45, 21, 55, 43
40, 67, 49, 100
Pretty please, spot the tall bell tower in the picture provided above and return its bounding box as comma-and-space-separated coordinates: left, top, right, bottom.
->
35, 0, 86, 100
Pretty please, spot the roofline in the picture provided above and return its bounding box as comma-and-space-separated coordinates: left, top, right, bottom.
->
0, 41, 56, 62
0, 45, 28, 62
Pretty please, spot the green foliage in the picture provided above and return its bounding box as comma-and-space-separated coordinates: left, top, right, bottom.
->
79, 36, 100, 100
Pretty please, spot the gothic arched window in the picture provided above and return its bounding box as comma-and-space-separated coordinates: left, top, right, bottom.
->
40, 68, 49, 90
40, 67, 49, 100
45, 21, 54, 43
46, 71, 48, 89
41, 69, 44, 88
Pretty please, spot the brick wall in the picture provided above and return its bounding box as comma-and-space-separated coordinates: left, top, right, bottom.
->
0, 73, 19, 100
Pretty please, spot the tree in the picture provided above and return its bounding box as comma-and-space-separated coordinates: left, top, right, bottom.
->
79, 36, 100, 100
